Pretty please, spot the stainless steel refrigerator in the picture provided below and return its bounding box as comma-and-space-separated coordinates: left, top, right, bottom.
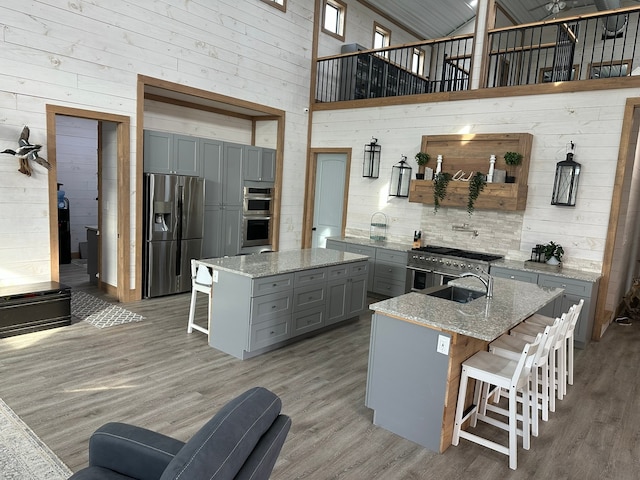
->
143, 173, 204, 298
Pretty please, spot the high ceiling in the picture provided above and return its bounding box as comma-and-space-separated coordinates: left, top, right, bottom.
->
363, 0, 632, 40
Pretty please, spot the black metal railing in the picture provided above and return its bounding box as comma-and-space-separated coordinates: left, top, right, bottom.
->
486, 7, 640, 87
315, 7, 640, 104
315, 35, 474, 103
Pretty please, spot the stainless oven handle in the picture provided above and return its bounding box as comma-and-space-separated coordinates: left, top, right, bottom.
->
406, 266, 432, 273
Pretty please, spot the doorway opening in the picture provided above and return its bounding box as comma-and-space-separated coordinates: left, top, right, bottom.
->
46, 105, 131, 302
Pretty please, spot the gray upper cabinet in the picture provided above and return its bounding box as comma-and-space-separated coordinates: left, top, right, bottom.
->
244, 146, 276, 183
202, 139, 223, 206
143, 130, 200, 176
222, 143, 244, 206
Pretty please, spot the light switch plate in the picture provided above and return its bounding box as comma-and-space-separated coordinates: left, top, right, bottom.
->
213, 270, 219, 283
437, 334, 450, 355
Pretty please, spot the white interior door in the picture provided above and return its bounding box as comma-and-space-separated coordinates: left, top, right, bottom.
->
312, 153, 347, 248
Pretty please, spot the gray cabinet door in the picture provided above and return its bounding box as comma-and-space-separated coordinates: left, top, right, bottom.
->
202, 139, 223, 206
203, 206, 223, 258
174, 134, 200, 176
223, 143, 244, 206
347, 274, 368, 317
143, 130, 172, 173
222, 205, 241, 257
260, 148, 276, 183
326, 278, 348, 325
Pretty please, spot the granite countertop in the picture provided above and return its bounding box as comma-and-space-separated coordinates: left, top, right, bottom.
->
327, 236, 413, 252
198, 248, 369, 278
369, 276, 563, 342
493, 259, 601, 282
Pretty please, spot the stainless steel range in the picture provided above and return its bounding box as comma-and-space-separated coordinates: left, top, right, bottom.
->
406, 245, 503, 292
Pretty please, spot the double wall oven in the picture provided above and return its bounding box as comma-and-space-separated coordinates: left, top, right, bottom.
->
406, 246, 503, 293
241, 185, 273, 251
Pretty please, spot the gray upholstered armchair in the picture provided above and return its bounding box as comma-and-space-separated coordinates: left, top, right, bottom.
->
69, 387, 291, 480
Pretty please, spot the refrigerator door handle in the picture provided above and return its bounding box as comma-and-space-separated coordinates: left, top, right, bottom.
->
176, 184, 183, 277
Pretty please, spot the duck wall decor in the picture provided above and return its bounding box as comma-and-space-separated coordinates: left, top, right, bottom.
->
1, 125, 51, 176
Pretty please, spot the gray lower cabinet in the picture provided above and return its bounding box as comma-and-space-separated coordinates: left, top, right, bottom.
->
373, 247, 409, 297
326, 240, 409, 298
490, 265, 600, 348
210, 261, 368, 359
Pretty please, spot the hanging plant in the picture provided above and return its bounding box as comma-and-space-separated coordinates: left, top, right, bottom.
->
467, 172, 487, 215
433, 172, 452, 213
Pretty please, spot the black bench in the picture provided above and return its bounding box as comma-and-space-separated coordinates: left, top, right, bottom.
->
0, 282, 71, 337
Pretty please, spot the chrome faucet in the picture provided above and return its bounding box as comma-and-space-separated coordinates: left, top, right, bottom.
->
459, 271, 493, 298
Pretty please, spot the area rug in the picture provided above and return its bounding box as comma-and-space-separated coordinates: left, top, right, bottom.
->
0, 398, 72, 479
71, 291, 145, 328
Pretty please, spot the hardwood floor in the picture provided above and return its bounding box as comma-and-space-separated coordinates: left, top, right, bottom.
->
1, 262, 638, 478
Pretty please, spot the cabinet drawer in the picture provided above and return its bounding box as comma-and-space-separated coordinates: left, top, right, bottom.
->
294, 267, 327, 287
252, 274, 294, 296
349, 261, 369, 276
374, 262, 406, 281
345, 244, 375, 258
372, 277, 407, 297
376, 248, 407, 265
292, 305, 325, 336
293, 284, 327, 312
249, 317, 291, 350
537, 274, 590, 296
250, 291, 293, 324
328, 264, 349, 280
490, 266, 538, 284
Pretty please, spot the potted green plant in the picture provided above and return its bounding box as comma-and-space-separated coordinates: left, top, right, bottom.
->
433, 171, 452, 213
415, 151, 431, 180
543, 241, 564, 265
467, 172, 486, 215
504, 151, 523, 183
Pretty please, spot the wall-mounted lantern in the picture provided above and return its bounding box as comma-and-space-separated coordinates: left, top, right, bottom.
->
551, 141, 581, 206
363, 137, 381, 178
389, 155, 412, 197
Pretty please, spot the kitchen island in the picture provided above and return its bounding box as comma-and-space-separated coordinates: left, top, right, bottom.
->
197, 248, 370, 359
365, 276, 563, 453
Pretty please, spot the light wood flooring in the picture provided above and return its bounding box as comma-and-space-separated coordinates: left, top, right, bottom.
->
1, 262, 639, 479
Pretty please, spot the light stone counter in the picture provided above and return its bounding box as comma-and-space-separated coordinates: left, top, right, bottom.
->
326, 236, 413, 252
198, 248, 368, 278
492, 258, 601, 283
369, 276, 563, 342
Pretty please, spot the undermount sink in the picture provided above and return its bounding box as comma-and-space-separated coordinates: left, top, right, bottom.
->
425, 285, 485, 303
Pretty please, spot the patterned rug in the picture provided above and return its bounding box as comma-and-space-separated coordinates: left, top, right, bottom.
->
71, 291, 145, 328
0, 399, 71, 479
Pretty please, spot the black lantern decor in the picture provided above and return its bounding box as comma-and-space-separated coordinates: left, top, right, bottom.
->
363, 137, 381, 178
389, 155, 412, 197
551, 142, 581, 207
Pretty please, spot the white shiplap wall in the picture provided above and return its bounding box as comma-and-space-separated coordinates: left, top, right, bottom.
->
0, 0, 315, 287
311, 87, 637, 273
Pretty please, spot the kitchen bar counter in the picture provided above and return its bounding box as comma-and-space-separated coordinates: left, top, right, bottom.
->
370, 276, 563, 342
197, 248, 368, 278
197, 248, 370, 359
366, 277, 562, 453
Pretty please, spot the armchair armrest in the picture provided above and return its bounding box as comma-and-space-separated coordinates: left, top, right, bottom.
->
89, 422, 185, 480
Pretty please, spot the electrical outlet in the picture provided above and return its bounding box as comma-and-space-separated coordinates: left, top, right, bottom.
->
437, 335, 450, 355
213, 270, 219, 283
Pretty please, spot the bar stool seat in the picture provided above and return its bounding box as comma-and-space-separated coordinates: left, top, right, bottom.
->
452, 333, 543, 470
187, 259, 212, 336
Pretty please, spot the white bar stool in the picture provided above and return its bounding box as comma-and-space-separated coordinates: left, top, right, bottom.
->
489, 316, 562, 434
525, 299, 584, 390
452, 332, 543, 470
187, 259, 213, 336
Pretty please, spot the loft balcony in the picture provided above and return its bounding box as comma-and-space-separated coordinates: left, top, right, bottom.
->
314, 6, 640, 105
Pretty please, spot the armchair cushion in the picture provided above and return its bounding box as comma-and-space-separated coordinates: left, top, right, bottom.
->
160, 387, 283, 480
